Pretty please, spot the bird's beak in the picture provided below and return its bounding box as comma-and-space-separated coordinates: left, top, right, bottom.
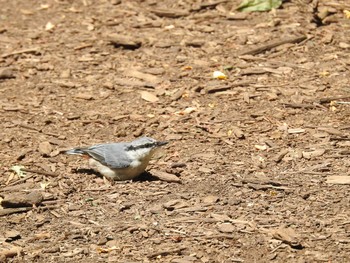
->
156, 141, 168, 147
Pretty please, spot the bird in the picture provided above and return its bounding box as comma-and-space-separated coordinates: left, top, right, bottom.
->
65, 137, 168, 181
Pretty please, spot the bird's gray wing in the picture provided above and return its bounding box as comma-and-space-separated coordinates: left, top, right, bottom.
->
84, 143, 132, 169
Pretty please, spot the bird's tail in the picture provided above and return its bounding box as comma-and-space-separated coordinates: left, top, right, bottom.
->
65, 148, 85, 155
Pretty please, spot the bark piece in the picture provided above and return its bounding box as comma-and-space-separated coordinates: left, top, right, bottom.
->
1, 191, 43, 208
239, 35, 307, 56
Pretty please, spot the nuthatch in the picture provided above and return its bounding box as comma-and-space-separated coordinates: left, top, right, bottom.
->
65, 137, 168, 181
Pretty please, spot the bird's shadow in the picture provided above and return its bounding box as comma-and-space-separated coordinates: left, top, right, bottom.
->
74, 168, 103, 178
73, 168, 159, 182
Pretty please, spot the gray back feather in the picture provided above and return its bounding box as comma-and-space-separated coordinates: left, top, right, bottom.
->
68, 142, 132, 169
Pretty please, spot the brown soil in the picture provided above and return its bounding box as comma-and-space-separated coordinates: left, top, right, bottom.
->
1, 0, 350, 262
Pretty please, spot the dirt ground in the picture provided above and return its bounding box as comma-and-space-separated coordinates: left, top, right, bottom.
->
1, 0, 350, 262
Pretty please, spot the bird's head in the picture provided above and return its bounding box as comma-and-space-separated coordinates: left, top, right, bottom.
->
125, 137, 168, 159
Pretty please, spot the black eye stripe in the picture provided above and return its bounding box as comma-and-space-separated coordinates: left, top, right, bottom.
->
126, 142, 157, 151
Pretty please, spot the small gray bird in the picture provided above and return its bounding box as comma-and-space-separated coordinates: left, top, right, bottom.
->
65, 137, 168, 181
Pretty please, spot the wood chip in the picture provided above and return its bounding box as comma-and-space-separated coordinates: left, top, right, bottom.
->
151, 170, 181, 183
124, 69, 161, 85
0, 246, 23, 260
148, 246, 187, 258
0, 68, 15, 79
74, 93, 94, 100
217, 223, 235, 233
318, 127, 344, 136
150, 8, 189, 18
0, 207, 32, 216
231, 126, 245, 139
206, 80, 252, 93
1, 47, 40, 58
210, 213, 231, 222
140, 91, 159, 102
184, 39, 205, 47
302, 149, 325, 159
226, 12, 248, 20
38, 141, 52, 156
108, 34, 142, 49
163, 199, 188, 210
202, 195, 219, 205
272, 149, 289, 163
270, 227, 303, 249
114, 77, 153, 88
288, 128, 305, 134
326, 176, 350, 185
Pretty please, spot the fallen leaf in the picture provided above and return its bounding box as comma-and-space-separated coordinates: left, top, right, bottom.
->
237, 0, 282, 12
140, 91, 159, 102
10, 166, 25, 178
344, 10, 350, 19
40, 182, 50, 190
45, 22, 55, 31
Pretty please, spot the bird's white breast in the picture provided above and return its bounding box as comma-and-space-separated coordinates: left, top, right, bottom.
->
88, 148, 156, 181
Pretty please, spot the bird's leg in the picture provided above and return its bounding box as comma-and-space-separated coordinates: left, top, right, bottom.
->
103, 176, 115, 186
